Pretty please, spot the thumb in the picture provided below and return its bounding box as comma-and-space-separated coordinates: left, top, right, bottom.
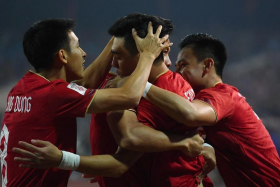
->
31, 139, 50, 146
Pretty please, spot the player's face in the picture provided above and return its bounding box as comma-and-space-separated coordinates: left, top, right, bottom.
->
111, 37, 139, 77
176, 46, 204, 93
65, 31, 86, 81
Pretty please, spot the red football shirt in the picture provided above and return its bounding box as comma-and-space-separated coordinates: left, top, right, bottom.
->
195, 83, 280, 187
136, 70, 213, 187
90, 73, 149, 187
0, 71, 96, 187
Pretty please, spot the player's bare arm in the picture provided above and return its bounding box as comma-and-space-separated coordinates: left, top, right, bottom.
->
107, 110, 204, 157
103, 76, 128, 89
87, 22, 173, 113
13, 140, 142, 177
74, 37, 114, 89
145, 85, 216, 126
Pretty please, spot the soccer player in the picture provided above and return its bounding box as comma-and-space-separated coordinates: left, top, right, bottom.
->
13, 14, 214, 187
140, 33, 280, 186
0, 18, 172, 187
103, 13, 214, 187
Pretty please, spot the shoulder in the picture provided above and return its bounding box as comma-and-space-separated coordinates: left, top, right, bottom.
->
198, 84, 234, 97
49, 81, 89, 97
156, 71, 192, 90
196, 85, 236, 106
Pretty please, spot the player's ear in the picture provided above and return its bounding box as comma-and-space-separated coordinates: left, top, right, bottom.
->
203, 58, 214, 71
57, 49, 68, 64
202, 58, 214, 77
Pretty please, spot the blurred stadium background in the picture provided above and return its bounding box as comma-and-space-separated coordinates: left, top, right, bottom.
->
1, 1, 280, 186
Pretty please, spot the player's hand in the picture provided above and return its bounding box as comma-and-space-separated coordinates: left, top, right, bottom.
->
13, 139, 62, 169
132, 21, 173, 60
197, 146, 216, 183
104, 76, 128, 88
82, 174, 97, 183
181, 130, 204, 157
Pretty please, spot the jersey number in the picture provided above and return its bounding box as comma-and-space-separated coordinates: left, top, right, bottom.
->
0, 124, 9, 187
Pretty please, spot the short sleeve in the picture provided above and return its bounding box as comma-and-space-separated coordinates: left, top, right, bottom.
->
195, 89, 234, 122
48, 81, 96, 117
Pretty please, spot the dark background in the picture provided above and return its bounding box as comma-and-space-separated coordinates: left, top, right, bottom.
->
1, 1, 280, 186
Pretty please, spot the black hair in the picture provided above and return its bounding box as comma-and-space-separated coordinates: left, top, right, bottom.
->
23, 18, 75, 72
179, 33, 227, 78
108, 13, 173, 62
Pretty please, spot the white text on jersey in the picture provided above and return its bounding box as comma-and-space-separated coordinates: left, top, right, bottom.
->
5, 96, 32, 113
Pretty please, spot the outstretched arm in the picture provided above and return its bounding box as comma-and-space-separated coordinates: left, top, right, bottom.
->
74, 37, 114, 89
13, 140, 142, 178
87, 22, 173, 113
145, 85, 216, 126
77, 148, 142, 177
107, 110, 204, 157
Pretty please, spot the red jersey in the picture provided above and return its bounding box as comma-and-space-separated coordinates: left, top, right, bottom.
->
195, 83, 280, 187
136, 70, 213, 187
90, 73, 149, 187
0, 71, 96, 187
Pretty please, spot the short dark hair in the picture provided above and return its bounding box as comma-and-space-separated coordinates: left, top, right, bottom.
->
179, 33, 227, 78
23, 18, 75, 72
108, 13, 173, 62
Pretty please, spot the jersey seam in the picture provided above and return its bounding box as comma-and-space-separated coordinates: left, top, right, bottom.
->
153, 70, 170, 83
84, 89, 98, 116
194, 99, 218, 125
29, 70, 50, 82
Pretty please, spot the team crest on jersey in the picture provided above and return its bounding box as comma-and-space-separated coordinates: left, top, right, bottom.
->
67, 83, 87, 95
184, 89, 195, 101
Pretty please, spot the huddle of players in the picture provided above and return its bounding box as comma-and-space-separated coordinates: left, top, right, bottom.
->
1, 13, 280, 187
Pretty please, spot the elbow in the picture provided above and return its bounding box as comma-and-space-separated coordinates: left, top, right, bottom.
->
182, 109, 200, 127
119, 137, 139, 150
124, 95, 140, 109
125, 88, 143, 108
111, 166, 128, 178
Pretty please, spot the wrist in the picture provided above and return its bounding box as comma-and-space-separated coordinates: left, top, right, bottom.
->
139, 53, 156, 62
56, 150, 63, 167
175, 135, 190, 151
203, 143, 213, 148
143, 82, 152, 98
58, 151, 80, 170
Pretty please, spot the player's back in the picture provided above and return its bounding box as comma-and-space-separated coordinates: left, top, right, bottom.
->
198, 83, 280, 187
1, 71, 77, 187
137, 70, 212, 187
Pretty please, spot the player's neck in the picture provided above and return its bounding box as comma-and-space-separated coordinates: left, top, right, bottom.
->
38, 68, 67, 82
149, 63, 169, 84
205, 74, 222, 89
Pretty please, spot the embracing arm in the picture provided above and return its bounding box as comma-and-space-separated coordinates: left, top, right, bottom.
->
13, 140, 142, 178
76, 148, 142, 177
74, 37, 114, 89
145, 86, 216, 126
107, 110, 204, 157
